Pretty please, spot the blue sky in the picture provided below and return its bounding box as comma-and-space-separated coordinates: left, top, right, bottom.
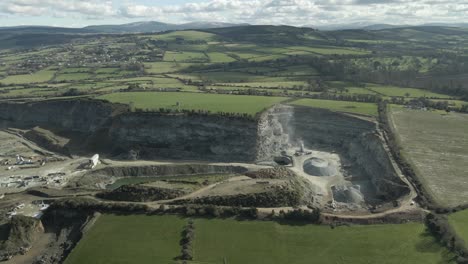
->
0, 0, 467, 28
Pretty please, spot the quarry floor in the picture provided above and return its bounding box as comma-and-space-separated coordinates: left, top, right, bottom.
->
0, 128, 420, 219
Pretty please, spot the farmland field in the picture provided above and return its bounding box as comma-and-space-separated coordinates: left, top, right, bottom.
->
193, 219, 453, 264
144, 62, 196, 74
366, 84, 452, 98
207, 52, 236, 63
291, 98, 378, 116
449, 210, 468, 242
151, 30, 216, 41
98, 92, 287, 115
64, 215, 185, 264
390, 107, 468, 207
55, 73, 92, 82
163, 51, 207, 62
0, 69, 55, 84
64, 215, 453, 264
286, 46, 370, 55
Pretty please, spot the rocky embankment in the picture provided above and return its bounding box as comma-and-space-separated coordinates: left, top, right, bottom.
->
291, 106, 410, 205
0, 99, 410, 205
0, 99, 257, 162
110, 113, 257, 161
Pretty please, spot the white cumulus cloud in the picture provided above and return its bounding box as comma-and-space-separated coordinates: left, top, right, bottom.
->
0, 0, 467, 26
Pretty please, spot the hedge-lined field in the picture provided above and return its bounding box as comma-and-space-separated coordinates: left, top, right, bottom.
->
98, 92, 287, 115
291, 98, 379, 116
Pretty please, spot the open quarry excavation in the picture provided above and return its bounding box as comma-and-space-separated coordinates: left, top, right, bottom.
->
0, 99, 420, 262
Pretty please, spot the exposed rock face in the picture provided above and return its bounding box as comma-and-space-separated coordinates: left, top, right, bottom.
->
256, 105, 293, 161
291, 106, 410, 203
109, 113, 257, 161
86, 164, 249, 178
347, 132, 410, 200
292, 106, 376, 150
0, 100, 257, 162
0, 99, 126, 133
0, 99, 411, 203
0, 215, 45, 259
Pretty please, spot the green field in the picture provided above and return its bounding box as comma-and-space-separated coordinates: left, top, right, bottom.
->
151, 30, 216, 42
98, 92, 287, 115
193, 219, 453, 264
55, 73, 92, 82
449, 210, 468, 242
390, 107, 468, 207
291, 98, 378, 116
207, 52, 236, 63
64, 215, 185, 264
0, 69, 55, 84
287, 46, 370, 55
164, 51, 207, 62
366, 84, 451, 98
65, 215, 454, 264
144, 62, 196, 74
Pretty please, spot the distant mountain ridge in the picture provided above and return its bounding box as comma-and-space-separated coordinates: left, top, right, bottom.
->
2, 21, 468, 35
0, 21, 249, 34
310, 22, 468, 31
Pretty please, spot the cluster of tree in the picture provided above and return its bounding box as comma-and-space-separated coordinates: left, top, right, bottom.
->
171, 186, 301, 208
120, 62, 145, 73
407, 97, 468, 113
179, 220, 195, 261
61, 88, 87, 97
180, 204, 257, 219
132, 107, 257, 121
307, 92, 382, 103
426, 214, 468, 263
48, 197, 149, 213
96, 185, 186, 202
377, 101, 435, 208
275, 208, 321, 223
126, 83, 142, 91
0, 215, 42, 259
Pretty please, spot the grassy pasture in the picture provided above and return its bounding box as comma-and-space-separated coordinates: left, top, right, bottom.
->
449, 210, 468, 242
227, 51, 263, 59
219, 81, 309, 89
207, 52, 236, 63
64, 215, 185, 264
274, 65, 319, 76
0, 69, 55, 84
291, 98, 378, 116
64, 215, 453, 264
152, 30, 216, 42
287, 46, 370, 55
144, 62, 196, 74
390, 107, 468, 207
163, 51, 207, 62
96, 68, 119, 74
366, 84, 451, 98
60, 67, 91, 73
55, 73, 92, 82
0, 87, 57, 98
193, 219, 453, 264
248, 54, 287, 62
98, 92, 287, 115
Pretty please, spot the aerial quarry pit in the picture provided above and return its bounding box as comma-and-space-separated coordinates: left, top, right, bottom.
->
0, 99, 420, 263
0, 100, 415, 213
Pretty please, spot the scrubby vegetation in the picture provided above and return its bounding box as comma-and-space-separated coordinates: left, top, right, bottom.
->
97, 184, 186, 202
0, 215, 43, 259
